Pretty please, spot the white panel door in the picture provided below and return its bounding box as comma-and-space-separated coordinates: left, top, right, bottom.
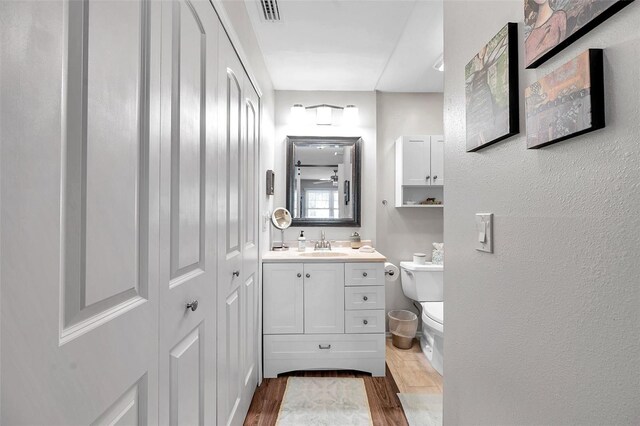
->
1, 1, 161, 423
158, 1, 219, 425
430, 135, 444, 186
402, 136, 431, 186
304, 263, 345, 334
240, 78, 260, 412
217, 29, 247, 426
263, 263, 304, 335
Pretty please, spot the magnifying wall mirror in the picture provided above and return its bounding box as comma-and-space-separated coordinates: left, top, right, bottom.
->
271, 207, 292, 250
286, 136, 362, 227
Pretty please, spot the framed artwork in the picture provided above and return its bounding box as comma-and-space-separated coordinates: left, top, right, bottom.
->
525, 49, 605, 149
525, 0, 634, 69
465, 23, 519, 152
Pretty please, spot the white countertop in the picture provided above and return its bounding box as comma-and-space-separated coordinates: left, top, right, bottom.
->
262, 247, 387, 263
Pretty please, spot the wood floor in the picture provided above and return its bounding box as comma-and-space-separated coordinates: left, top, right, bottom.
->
244, 337, 443, 425
386, 337, 443, 394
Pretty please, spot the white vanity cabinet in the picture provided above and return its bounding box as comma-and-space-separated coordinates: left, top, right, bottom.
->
263, 261, 386, 377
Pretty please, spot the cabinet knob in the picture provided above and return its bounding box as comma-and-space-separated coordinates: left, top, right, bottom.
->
306, 273, 311, 278
186, 300, 198, 312
232, 270, 240, 277
433, 175, 438, 180
363, 319, 368, 325
297, 273, 302, 278
362, 272, 368, 277
363, 296, 368, 301
426, 175, 430, 180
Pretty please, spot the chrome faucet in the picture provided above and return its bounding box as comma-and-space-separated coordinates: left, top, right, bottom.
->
314, 230, 332, 251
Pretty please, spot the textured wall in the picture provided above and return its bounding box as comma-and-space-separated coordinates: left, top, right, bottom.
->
443, 1, 640, 424
376, 92, 445, 319
273, 90, 377, 244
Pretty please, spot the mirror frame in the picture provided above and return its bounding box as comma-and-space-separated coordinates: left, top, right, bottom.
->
286, 136, 362, 227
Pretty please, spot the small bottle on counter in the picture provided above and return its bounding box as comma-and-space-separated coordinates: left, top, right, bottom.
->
350, 232, 362, 249
298, 230, 306, 252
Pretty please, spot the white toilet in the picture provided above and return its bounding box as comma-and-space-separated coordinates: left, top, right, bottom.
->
400, 261, 444, 376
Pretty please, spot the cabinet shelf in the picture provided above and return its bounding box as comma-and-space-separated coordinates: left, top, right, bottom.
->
399, 204, 444, 208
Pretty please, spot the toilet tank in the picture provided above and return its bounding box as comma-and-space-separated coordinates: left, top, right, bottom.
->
400, 261, 443, 302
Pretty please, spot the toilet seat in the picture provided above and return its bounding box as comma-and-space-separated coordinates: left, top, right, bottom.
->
420, 302, 443, 334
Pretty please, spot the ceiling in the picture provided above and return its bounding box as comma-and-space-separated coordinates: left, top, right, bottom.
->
244, 0, 444, 92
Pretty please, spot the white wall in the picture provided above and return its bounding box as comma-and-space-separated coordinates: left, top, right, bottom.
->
220, 1, 275, 255
443, 1, 640, 424
273, 91, 377, 244
376, 92, 444, 317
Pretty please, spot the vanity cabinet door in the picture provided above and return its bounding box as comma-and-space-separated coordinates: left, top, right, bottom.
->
304, 263, 345, 334
263, 263, 304, 334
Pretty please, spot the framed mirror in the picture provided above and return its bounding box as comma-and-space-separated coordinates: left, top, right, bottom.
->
286, 136, 362, 227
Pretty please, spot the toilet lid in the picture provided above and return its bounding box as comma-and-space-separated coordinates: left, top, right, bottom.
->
421, 302, 443, 324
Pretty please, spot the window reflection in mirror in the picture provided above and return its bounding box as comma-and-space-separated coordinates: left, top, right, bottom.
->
286, 136, 361, 227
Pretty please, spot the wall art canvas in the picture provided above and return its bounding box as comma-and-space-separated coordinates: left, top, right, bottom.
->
465, 23, 519, 152
525, 0, 634, 68
525, 49, 605, 149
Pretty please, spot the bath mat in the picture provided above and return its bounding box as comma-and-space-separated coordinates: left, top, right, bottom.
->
398, 393, 443, 426
276, 377, 373, 426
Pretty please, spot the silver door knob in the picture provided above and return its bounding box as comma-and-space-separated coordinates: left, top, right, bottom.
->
363, 296, 368, 301
297, 273, 302, 278
362, 272, 368, 277
363, 319, 368, 325
306, 273, 311, 278
186, 300, 198, 312
232, 270, 240, 277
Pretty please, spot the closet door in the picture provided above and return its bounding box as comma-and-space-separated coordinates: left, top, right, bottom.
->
157, 1, 219, 425
240, 78, 260, 411
1, 1, 161, 424
216, 30, 247, 426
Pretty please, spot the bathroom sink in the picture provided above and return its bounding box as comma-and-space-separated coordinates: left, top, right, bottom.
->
299, 252, 344, 258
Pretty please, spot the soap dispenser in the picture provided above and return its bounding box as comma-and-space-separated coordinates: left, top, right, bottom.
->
298, 230, 306, 252
350, 232, 362, 249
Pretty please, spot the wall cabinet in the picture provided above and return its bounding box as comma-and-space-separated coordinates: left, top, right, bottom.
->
263, 262, 386, 378
395, 135, 445, 207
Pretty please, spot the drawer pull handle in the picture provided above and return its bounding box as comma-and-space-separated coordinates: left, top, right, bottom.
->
363, 296, 368, 301
297, 273, 302, 278
318, 344, 331, 350
362, 272, 368, 277
363, 319, 369, 325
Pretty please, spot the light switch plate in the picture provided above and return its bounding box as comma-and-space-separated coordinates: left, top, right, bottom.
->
476, 213, 493, 253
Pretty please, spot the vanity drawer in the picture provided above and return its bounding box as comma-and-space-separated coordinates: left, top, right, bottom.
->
345, 286, 385, 310
344, 263, 384, 286
264, 333, 384, 359
345, 310, 385, 334
263, 333, 386, 378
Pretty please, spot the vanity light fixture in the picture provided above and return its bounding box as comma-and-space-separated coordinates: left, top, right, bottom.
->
290, 103, 359, 126
290, 103, 306, 122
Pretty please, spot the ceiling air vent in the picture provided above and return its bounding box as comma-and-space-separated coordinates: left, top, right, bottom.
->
259, 0, 281, 21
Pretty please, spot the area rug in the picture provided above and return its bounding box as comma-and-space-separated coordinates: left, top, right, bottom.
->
276, 377, 373, 426
398, 393, 443, 426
